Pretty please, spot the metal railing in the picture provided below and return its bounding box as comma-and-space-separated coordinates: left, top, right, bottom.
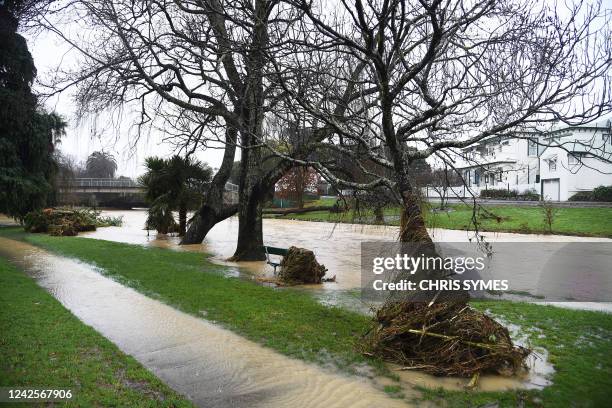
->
224, 182, 239, 192
61, 178, 238, 192
60, 178, 142, 188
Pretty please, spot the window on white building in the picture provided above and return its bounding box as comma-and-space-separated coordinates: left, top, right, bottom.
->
548, 160, 557, 171
528, 139, 538, 156
568, 153, 580, 165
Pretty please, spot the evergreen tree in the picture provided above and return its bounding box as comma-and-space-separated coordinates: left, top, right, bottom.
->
0, 0, 66, 220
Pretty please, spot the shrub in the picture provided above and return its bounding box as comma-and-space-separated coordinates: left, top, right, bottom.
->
23, 208, 122, 235
568, 191, 594, 201
480, 188, 518, 199
519, 189, 540, 201
592, 185, 612, 202
540, 200, 558, 234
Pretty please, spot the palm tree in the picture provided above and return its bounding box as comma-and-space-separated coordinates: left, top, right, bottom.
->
139, 155, 212, 235
139, 157, 175, 234
165, 155, 212, 235
85, 151, 117, 178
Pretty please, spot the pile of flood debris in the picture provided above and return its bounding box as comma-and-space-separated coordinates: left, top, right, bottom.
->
277, 246, 328, 284
363, 301, 530, 377
24, 208, 121, 236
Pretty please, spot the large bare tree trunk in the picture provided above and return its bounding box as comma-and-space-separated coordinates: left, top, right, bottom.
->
399, 190, 432, 244
230, 0, 269, 261
181, 127, 238, 244
231, 185, 267, 261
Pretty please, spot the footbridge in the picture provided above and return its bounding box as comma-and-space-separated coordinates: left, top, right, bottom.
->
58, 178, 239, 206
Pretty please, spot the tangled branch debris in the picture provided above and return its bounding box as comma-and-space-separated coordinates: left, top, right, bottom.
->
277, 246, 328, 284
363, 301, 530, 377
24, 208, 122, 236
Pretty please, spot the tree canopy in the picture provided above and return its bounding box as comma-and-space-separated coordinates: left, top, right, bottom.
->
84, 151, 118, 178
0, 0, 66, 220
139, 155, 212, 235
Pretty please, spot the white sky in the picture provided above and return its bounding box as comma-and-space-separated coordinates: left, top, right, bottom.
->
21, 0, 607, 177
22, 30, 225, 178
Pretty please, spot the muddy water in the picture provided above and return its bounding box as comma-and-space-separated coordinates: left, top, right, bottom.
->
0, 237, 411, 408
0, 226, 556, 398
83, 210, 612, 298
81, 212, 560, 388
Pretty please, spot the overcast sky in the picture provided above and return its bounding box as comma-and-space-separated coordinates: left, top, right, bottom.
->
23, 29, 225, 178
22, 0, 608, 177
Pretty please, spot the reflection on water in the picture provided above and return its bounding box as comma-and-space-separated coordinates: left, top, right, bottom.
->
0, 237, 410, 408
83, 210, 612, 301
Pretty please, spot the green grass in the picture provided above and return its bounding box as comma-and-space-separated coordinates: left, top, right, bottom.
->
425, 300, 612, 408
0, 228, 372, 372
0, 256, 193, 408
1, 228, 611, 407
268, 204, 612, 237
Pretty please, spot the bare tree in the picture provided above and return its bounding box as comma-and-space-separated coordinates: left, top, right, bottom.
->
276, 166, 318, 208
272, 0, 611, 246
429, 166, 461, 210
38, 0, 311, 259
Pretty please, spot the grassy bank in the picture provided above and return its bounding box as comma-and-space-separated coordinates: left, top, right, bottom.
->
0, 256, 193, 407
1, 228, 611, 407
271, 203, 612, 238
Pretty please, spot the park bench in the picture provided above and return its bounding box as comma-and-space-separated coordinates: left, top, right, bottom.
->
263, 246, 288, 274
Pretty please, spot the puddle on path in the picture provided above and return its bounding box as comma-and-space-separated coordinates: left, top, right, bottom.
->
0, 237, 413, 408
1, 234, 556, 403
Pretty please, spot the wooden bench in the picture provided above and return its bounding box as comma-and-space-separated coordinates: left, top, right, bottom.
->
263, 246, 288, 274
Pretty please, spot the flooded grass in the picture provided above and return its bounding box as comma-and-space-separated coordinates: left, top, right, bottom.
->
0, 256, 193, 408
1, 227, 611, 407
269, 205, 612, 238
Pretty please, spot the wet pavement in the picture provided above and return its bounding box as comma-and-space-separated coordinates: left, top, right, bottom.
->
0, 213, 561, 406
0, 237, 411, 408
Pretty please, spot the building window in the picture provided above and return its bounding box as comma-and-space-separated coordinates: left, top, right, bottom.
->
528, 139, 538, 156
498, 170, 503, 182
548, 160, 557, 172
568, 153, 580, 165
474, 170, 480, 185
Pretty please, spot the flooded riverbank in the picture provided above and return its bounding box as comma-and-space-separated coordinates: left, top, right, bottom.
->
0, 234, 555, 404
0, 236, 412, 407
80, 210, 612, 312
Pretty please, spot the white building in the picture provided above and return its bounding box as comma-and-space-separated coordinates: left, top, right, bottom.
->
445, 116, 612, 201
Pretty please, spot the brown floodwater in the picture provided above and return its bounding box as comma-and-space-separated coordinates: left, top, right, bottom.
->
1, 214, 559, 401
82, 210, 612, 310
0, 237, 413, 408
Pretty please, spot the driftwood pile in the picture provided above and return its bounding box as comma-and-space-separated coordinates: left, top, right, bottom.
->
363, 301, 529, 377
24, 208, 98, 236
277, 246, 328, 284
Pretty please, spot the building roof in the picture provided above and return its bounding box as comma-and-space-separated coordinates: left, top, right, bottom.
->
544, 113, 612, 132
456, 160, 516, 170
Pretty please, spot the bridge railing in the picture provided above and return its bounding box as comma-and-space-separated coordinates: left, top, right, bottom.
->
60, 178, 142, 188
61, 178, 238, 192
224, 182, 238, 192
